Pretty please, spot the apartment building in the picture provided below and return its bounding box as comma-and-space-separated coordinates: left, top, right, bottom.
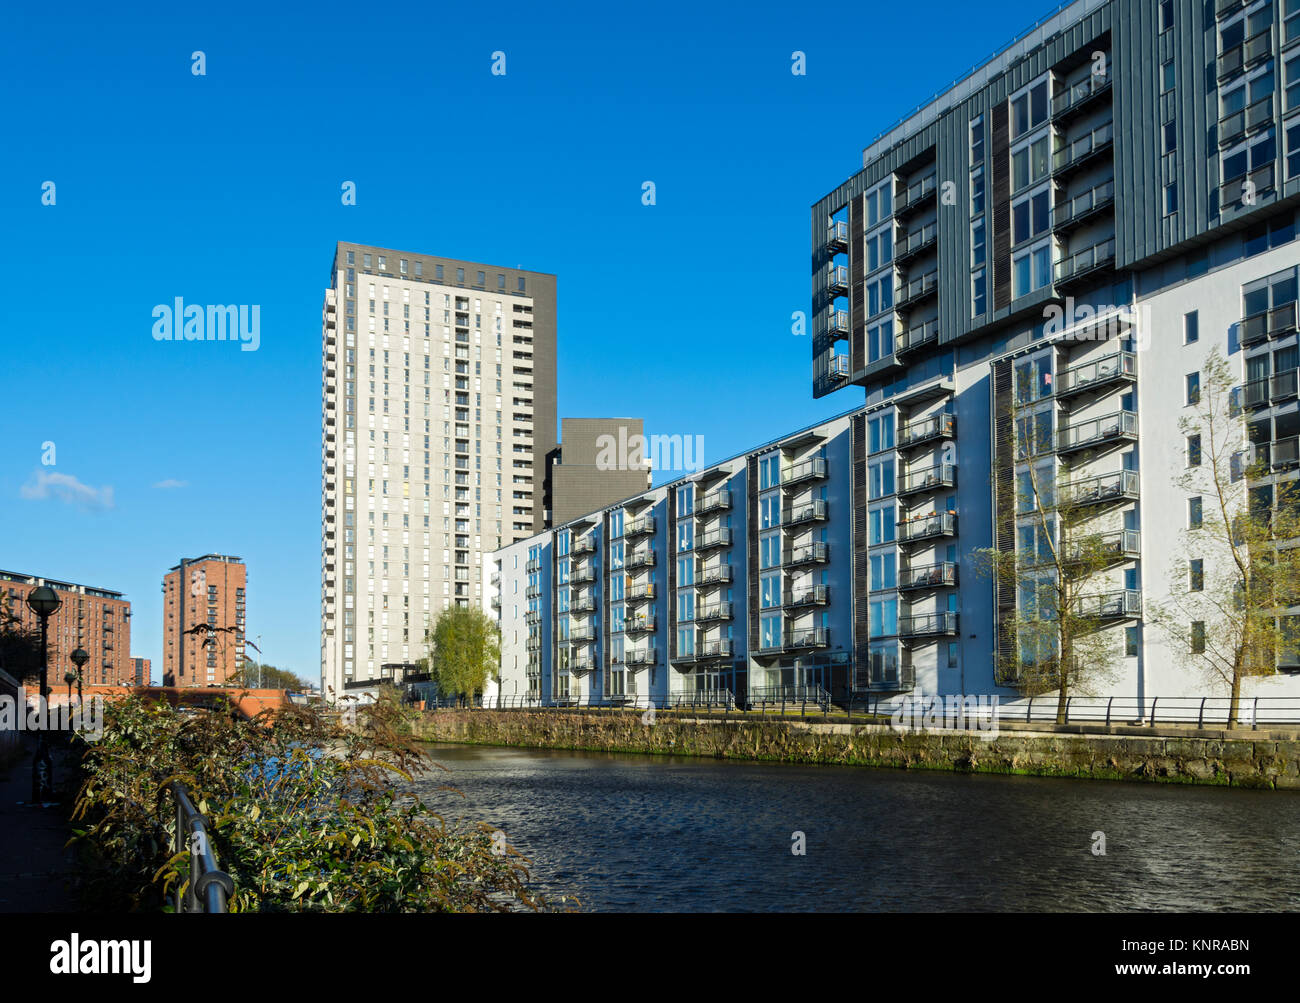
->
544, 418, 653, 526
807, 0, 1300, 704
321, 243, 558, 694
496, 411, 856, 706
162, 555, 247, 687
128, 656, 151, 686
0, 570, 133, 687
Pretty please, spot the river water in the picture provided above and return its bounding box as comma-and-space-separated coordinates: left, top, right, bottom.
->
414, 743, 1300, 912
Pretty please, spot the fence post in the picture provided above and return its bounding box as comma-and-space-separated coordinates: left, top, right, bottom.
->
1105, 696, 1113, 727
1149, 697, 1158, 728
1252, 696, 1259, 731
1197, 697, 1206, 729
1026, 696, 1033, 723
1064, 696, 1071, 724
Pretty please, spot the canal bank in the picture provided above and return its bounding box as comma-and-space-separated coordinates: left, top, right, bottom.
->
412, 710, 1300, 789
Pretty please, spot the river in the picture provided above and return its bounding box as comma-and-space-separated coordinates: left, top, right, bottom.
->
414, 743, 1300, 912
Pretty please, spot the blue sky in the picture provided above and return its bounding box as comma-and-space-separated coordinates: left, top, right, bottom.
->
0, 0, 1041, 682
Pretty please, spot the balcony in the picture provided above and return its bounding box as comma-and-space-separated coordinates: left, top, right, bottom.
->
698, 489, 732, 514
782, 627, 830, 651
1258, 435, 1300, 470
1057, 410, 1137, 455
1240, 302, 1297, 346
898, 462, 956, 498
785, 542, 829, 567
696, 601, 733, 622
701, 638, 734, 659
1221, 163, 1276, 212
570, 623, 597, 642
826, 264, 849, 298
1218, 27, 1272, 81
897, 512, 957, 543
785, 584, 829, 607
526, 558, 540, 573
783, 456, 828, 485
569, 567, 597, 585
898, 412, 955, 449
1056, 350, 1136, 399
571, 655, 595, 674
1076, 589, 1142, 620
899, 612, 959, 638
1215, 0, 1246, 17
784, 499, 828, 526
828, 355, 851, 380
626, 549, 656, 569
626, 583, 656, 603
895, 319, 939, 357
626, 646, 657, 666
827, 309, 850, 340
895, 173, 937, 218
524, 608, 541, 623
695, 528, 732, 552
826, 219, 849, 254
525, 584, 542, 599
1054, 237, 1116, 288
571, 536, 596, 556
1239, 369, 1298, 410
895, 221, 937, 263
625, 614, 657, 634
1052, 73, 1112, 121
896, 269, 939, 309
1052, 121, 1114, 177
626, 515, 656, 538
698, 564, 733, 586
1219, 95, 1274, 148
1070, 528, 1142, 565
571, 595, 597, 613
1065, 468, 1140, 508
898, 562, 958, 592
1053, 180, 1116, 234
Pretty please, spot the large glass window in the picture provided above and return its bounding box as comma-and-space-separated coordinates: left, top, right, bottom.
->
1012, 189, 1051, 246
868, 458, 896, 499
760, 532, 781, 569
869, 598, 898, 638
867, 318, 894, 363
1014, 353, 1053, 403
869, 506, 896, 545
1012, 136, 1051, 191
760, 573, 782, 609
868, 414, 895, 453
758, 453, 780, 489
869, 552, 897, 591
1011, 80, 1048, 139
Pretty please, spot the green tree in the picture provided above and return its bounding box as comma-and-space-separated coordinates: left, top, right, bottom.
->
229, 661, 313, 691
0, 592, 42, 686
420, 605, 500, 701
1149, 348, 1300, 726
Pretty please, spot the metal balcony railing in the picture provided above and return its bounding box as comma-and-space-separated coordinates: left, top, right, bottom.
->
625, 515, 656, 537
897, 268, 939, 307
784, 499, 828, 526
784, 542, 829, 567
1057, 350, 1136, 397
898, 562, 958, 591
1065, 468, 1140, 507
625, 614, 656, 634
525, 558, 540, 573
826, 264, 849, 297
698, 564, 733, 586
1052, 121, 1113, 174
1057, 410, 1137, 453
525, 584, 542, 599
1076, 589, 1142, 619
571, 595, 597, 613
569, 567, 597, 585
626, 582, 656, 602
1052, 72, 1112, 119
829, 355, 851, 378
696, 601, 733, 622
896, 172, 937, 215
827, 310, 850, 338
898, 612, 959, 637
897, 512, 957, 542
1238, 368, 1298, 408
826, 219, 849, 252
896, 318, 939, 356
1218, 27, 1272, 80
1054, 237, 1117, 286
701, 638, 735, 659
898, 462, 956, 497
625, 647, 657, 665
895, 221, 938, 261
747, 684, 832, 711
626, 550, 656, 569
569, 624, 596, 642
783, 627, 830, 650
1240, 302, 1297, 345
898, 412, 955, 448
783, 456, 828, 485
698, 489, 731, 514
784, 584, 830, 607
696, 527, 733, 550
1221, 163, 1275, 211
1218, 94, 1274, 148
1053, 179, 1116, 232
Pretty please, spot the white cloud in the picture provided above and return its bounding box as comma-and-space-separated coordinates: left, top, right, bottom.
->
151, 479, 189, 490
20, 470, 115, 510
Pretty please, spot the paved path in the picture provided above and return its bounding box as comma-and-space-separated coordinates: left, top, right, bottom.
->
0, 740, 79, 911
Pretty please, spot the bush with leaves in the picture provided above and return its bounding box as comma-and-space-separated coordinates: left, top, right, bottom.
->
69, 691, 561, 912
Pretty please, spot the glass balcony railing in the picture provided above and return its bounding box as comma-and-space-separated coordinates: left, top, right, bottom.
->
1218, 27, 1272, 80
626, 550, 656, 569
898, 612, 959, 637
1065, 468, 1140, 507
626, 583, 656, 602
696, 601, 733, 622
826, 219, 849, 252
1221, 163, 1275, 212
784, 542, 829, 567
784, 627, 830, 649
1053, 179, 1116, 232
783, 457, 828, 485
696, 527, 733, 550
897, 512, 957, 542
698, 489, 732, 514
827, 310, 850, 337
625, 614, 657, 634
783, 499, 828, 525
898, 562, 958, 591
897, 269, 939, 307
1240, 302, 1298, 345
895, 221, 937, 260
625, 515, 656, 537
829, 355, 851, 378
898, 462, 956, 497
896, 319, 939, 356
1054, 237, 1117, 286
1052, 121, 1113, 174
701, 638, 734, 658
698, 564, 733, 585
826, 264, 849, 296
898, 412, 955, 448
1052, 72, 1112, 119
1218, 94, 1274, 148
896, 173, 937, 215
1057, 350, 1136, 397
784, 584, 830, 607
625, 647, 657, 665
1075, 589, 1142, 619
1057, 410, 1137, 453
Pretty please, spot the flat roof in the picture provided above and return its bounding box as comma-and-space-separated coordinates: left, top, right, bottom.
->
0, 569, 125, 600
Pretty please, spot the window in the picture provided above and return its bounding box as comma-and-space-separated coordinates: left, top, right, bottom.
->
869, 552, 896, 591
865, 183, 893, 227
1013, 241, 1053, 298
476, 270, 485, 285
869, 507, 896, 545
1163, 121, 1177, 156
1162, 60, 1175, 94
1010, 80, 1048, 139
868, 458, 896, 499
865, 228, 893, 272
973, 268, 987, 316
1011, 137, 1051, 191
1189, 558, 1205, 592
1184, 310, 1199, 344
456, 267, 465, 282
970, 169, 985, 215
867, 318, 894, 363
1164, 182, 1179, 215
1159, 0, 1173, 32
1012, 189, 1051, 245
758, 453, 780, 489
1186, 372, 1200, 405
1191, 621, 1206, 654
970, 114, 985, 165
1125, 626, 1139, 657
1188, 496, 1203, 528
971, 218, 986, 267
1014, 353, 1053, 404
868, 414, 895, 453
1187, 434, 1202, 466
1288, 119, 1300, 179
869, 599, 898, 638
865, 274, 894, 317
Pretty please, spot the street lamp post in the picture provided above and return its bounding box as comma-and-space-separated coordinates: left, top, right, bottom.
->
26, 585, 61, 803
70, 648, 88, 706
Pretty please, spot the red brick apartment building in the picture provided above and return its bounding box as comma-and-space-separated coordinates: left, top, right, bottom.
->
128, 656, 151, 685
0, 569, 133, 686
162, 555, 246, 687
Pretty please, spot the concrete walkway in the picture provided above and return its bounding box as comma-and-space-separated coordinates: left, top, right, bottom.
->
0, 740, 80, 912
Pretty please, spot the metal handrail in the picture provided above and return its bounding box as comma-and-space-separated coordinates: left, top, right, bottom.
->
168, 781, 234, 914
